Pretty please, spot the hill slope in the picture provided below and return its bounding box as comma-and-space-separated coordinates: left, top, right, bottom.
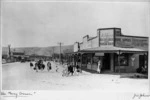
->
2, 45, 73, 56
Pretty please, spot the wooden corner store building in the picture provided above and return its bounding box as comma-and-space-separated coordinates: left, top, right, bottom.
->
68, 28, 148, 73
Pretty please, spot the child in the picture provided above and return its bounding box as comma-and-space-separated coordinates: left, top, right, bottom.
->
56, 66, 59, 72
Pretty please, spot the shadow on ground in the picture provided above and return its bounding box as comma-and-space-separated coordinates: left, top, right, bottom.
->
82, 68, 120, 74
81, 68, 99, 74
120, 73, 148, 79
82, 68, 148, 79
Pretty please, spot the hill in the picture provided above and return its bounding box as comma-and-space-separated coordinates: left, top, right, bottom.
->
2, 45, 74, 56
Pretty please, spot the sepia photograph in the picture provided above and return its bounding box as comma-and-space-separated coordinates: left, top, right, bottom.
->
1, 0, 150, 99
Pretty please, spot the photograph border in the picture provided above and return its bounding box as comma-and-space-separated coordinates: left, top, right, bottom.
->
0, 0, 150, 100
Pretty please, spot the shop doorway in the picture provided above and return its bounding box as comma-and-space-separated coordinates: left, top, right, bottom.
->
102, 53, 110, 70
139, 55, 145, 68
139, 54, 148, 74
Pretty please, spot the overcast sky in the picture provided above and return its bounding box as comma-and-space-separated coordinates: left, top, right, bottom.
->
2, 1, 150, 47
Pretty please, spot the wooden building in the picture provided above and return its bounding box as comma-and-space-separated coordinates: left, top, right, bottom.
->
70, 28, 148, 73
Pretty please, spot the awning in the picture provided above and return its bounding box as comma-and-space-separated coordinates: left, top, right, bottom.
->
78, 46, 148, 53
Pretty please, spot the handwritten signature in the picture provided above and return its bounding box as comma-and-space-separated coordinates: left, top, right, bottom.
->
132, 93, 150, 99
1, 91, 36, 98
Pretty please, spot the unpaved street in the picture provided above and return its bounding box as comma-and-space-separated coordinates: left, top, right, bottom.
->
2, 62, 148, 92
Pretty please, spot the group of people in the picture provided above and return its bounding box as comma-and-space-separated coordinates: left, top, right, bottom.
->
62, 63, 82, 77
30, 60, 82, 76
29, 59, 101, 76
30, 60, 52, 72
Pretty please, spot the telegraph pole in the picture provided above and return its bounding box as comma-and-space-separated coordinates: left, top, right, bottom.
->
52, 47, 54, 60
8, 44, 11, 59
58, 42, 63, 63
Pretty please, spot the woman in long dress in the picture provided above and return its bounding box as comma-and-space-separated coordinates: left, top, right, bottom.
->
97, 60, 101, 73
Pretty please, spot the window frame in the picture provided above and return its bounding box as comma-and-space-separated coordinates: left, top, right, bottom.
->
115, 53, 129, 66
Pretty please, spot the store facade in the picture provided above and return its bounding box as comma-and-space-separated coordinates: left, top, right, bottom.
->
72, 28, 148, 73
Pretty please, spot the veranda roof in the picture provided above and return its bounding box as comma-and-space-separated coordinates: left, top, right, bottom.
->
78, 46, 148, 53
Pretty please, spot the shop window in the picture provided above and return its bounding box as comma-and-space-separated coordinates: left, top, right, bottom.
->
87, 56, 91, 64
115, 53, 129, 66
93, 56, 99, 64
82, 55, 87, 64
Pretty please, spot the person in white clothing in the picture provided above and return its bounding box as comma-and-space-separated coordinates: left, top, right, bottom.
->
97, 60, 101, 73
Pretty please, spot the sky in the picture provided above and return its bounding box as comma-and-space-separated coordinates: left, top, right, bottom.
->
1, 1, 150, 47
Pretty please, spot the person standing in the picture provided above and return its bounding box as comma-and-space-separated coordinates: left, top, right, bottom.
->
34, 62, 38, 72
97, 59, 101, 73
47, 62, 51, 71
68, 64, 74, 76
56, 66, 59, 72
30, 61, 33, 68
62, 63, 69, 77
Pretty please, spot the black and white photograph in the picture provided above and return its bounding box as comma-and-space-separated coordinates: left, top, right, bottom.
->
1, 0, 150, 100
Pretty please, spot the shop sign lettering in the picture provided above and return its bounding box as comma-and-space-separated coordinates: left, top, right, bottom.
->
132, 38, 148, 48
115, 37, 133, 47
99, 29, 114, 46
115, 36, 148, 49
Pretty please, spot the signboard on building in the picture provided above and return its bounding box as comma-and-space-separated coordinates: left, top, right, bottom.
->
115, 36, 133, 48
99, 29, 114, 46
95, 53, 104, 56
115, 28, 121, 36
132, 38, 148, 49
115, 36, 148, 49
